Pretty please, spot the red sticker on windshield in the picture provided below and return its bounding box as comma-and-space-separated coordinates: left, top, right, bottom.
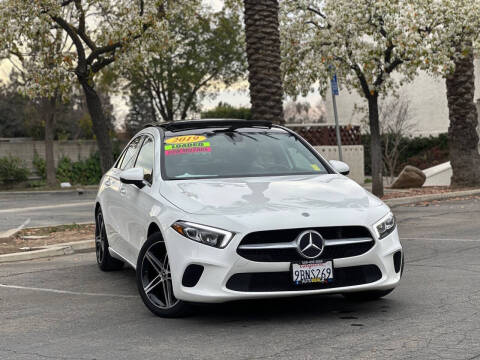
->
165, 146, 211, 156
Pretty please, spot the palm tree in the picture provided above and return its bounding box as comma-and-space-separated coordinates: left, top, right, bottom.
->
243, 0, 284, 124
445, 45, 480, 187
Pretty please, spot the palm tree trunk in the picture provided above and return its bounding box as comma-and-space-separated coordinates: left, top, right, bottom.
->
445, 47, 480, 187
244, 0, 284, 124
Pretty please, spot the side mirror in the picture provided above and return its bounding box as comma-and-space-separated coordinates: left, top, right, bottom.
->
120, 167, 145, 189
329, 160, 350, 176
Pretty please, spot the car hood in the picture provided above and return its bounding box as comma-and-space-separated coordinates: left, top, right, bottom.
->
160, 175, 387, 229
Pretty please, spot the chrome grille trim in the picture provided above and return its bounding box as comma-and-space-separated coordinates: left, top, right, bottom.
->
238, 237, 373, 250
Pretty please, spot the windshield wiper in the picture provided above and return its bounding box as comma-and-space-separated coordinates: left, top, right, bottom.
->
211, 129, 259, 142
257, 132, 281, 140
175, 173, 217, 178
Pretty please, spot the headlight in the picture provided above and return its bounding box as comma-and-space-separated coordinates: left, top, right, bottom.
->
171, 221, 234, 248
373, 212, 396, 239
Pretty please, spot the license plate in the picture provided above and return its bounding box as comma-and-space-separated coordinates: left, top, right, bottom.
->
291, 260, 334, 285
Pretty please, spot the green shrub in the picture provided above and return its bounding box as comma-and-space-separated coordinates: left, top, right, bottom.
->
201, 102, 252, 120
362, 133, 449, 176
26, 180, 46, 188
56, 157, 74, 183
56, 153, 102, 185
33, 152, 46, 180
0, 156, 30, 185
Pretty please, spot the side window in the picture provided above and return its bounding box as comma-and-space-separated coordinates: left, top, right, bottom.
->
115, 149, 127, 168
118, 136, 142, 170
134, 137, 154, 184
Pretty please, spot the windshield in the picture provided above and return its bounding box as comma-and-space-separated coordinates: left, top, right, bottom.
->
163, 129, 330, 180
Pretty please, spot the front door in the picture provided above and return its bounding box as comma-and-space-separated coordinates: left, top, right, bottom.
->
107, 135, 143, 260
119, 135, 156, 262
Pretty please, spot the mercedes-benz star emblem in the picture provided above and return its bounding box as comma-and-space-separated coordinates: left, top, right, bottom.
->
296, 230, 325, 259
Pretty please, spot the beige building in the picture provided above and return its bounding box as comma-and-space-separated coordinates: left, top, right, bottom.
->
325, 60, 480, 137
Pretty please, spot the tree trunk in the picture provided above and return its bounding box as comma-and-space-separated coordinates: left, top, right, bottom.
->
79, 79, 114, 173
244, 0, 284, 124
445, 48, 480, 187
45, 95, 57, 186
368, 95, 384, 197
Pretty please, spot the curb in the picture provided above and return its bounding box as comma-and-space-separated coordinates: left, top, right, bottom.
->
0, 239, 94, 264
0, 221, 94, 241
384, 189, 480, 208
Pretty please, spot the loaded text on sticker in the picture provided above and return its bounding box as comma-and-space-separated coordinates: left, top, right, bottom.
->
165, 147, 211, 156
165, 135, 206, 144
164, 142, 210, 150
311, 164, 321, 171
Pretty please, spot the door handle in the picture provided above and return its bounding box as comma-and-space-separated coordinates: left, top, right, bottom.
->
120, 187, 127, 196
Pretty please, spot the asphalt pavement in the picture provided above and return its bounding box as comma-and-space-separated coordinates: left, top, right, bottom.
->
0, 197, 480, 359
0, 191, 96, 232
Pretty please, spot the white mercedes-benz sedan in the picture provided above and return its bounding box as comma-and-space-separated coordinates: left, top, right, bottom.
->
94, 119, 403, 317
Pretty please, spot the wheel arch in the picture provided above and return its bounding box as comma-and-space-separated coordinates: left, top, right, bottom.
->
147, 221, 163, 239
95, 202, 101, 217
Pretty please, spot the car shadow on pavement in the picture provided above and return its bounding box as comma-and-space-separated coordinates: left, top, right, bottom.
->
189, 294, 394, 323
105, 266, 397, 322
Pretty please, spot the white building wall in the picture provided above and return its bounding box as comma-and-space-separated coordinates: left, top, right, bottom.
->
325, 60, 480, 137
315, 145, 364, 184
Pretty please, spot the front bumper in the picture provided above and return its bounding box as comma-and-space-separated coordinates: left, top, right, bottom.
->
165, 227, 403, 303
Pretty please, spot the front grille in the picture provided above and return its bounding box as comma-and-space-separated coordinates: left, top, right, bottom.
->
226, 265, 382, 292
237, 226, 374, 262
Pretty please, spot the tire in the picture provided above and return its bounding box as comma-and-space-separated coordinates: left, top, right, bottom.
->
95, 209, 124, 271
342, 288, 395, 302
136, 232, 192, 318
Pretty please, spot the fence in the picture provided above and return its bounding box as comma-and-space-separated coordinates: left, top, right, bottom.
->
0, 139, 98, 173
286, 124, 365, 183
285, 123, 362, 146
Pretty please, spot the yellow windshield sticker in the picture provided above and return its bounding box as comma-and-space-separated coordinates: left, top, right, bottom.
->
165, 135, 206, 144
311, 164, 321, 171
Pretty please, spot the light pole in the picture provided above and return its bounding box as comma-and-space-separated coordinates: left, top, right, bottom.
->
330, 73, 343, 161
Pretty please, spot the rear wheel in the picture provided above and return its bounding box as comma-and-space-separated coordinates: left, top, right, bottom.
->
136, 233, 192, 318
95, 209, 124, 271
343, 288, 394, 301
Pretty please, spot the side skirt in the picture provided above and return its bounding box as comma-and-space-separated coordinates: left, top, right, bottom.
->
109, 247, 137, 270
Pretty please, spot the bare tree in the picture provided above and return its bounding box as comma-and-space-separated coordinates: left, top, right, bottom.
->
379, 97, 415, 184
284, 100, 326, 124
358, 95, 415, 185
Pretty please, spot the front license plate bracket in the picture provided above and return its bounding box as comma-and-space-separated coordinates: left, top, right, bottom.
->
291, 260, 334, 285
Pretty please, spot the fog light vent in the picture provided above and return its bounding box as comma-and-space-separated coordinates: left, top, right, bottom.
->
393, 251, 402, 273
182, 264, 204, 287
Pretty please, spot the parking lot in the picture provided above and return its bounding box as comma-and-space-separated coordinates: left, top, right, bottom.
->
1, 197, 479, 360
0, 191, 95, 233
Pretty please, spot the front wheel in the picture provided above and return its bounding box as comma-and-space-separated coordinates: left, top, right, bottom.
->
136, 233, 192, 318
342, 288, 395, 301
